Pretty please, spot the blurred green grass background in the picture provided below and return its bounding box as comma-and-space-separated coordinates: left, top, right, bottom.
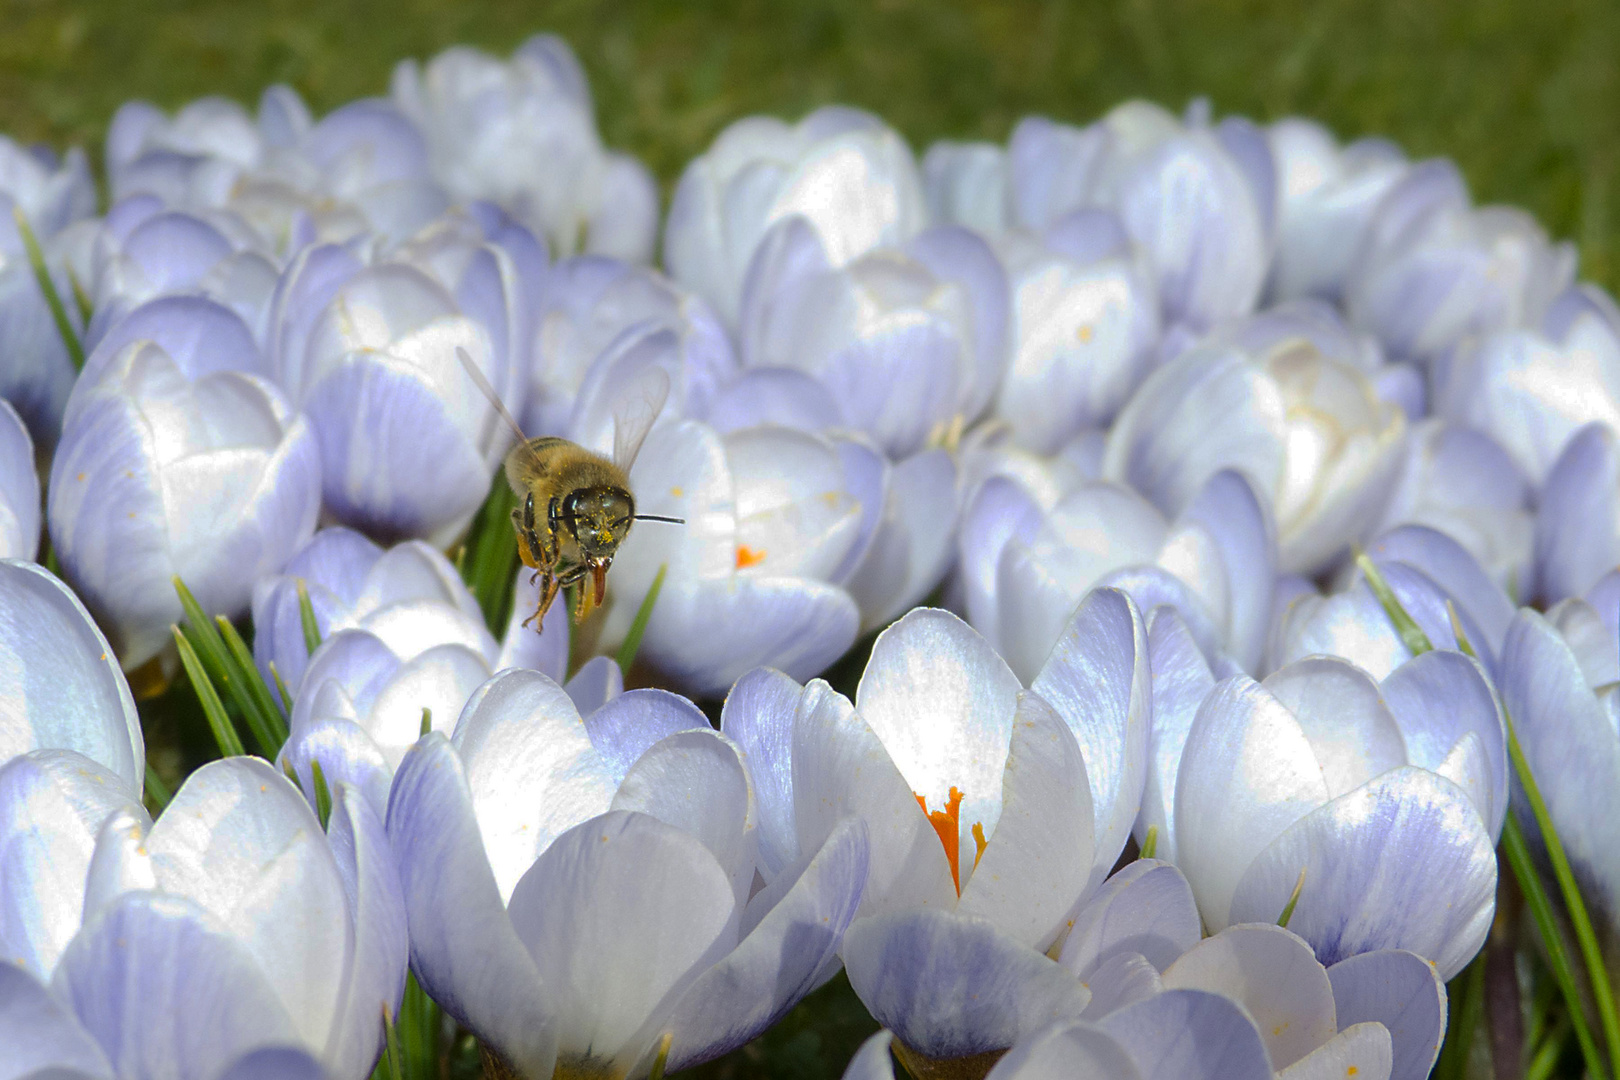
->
4, 2, 1611, 1076
5, 0, 1619, 286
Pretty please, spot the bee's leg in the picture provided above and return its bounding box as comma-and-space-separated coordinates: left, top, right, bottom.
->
555, 563, 593, 622
525, 570, 563, 633
543, 496, 564, 566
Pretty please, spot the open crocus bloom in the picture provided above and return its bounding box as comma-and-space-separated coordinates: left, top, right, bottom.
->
721, 591, 1147, 951
1157, 641, 1502, 979
2, 757, 405, 1080
959, 467, 1275, 681
1104, 328, 1407, 576
386, 668, 869, 1079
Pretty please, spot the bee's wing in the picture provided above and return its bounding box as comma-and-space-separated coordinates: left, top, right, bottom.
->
457, 346, 536, 461
611, 364, 671, 471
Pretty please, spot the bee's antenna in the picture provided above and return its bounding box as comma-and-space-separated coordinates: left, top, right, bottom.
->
635, 514, 686, 524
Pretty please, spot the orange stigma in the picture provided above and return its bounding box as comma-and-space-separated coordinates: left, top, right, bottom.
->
735, 545, 767, 569
916, 787, 968, 894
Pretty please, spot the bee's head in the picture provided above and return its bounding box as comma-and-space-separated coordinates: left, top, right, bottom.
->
562, 486, 635, 559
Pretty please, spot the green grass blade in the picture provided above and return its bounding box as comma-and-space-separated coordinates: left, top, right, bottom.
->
310, 758, 333, 829
172, 626, 245, 758
67, 266, 93, 326
172, 578, 235, 691
1526, 1018, 1572, 1080
460, 475, 519, 634
1437, 953, 1487, 1080
143, 762, 172, 812
1502, 814, 1607, 1080
12, 206, 84, 372
1355, 549, 1434, 654
215, 614, 288, 742
297, 579, 321, 655
269, 661, 294, 717
1139, 825, 1158, 860
615, 563, 667, 672
1504, 707, 1620, 1077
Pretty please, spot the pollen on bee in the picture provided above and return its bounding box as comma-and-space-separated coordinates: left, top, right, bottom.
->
735, 545, 767, 568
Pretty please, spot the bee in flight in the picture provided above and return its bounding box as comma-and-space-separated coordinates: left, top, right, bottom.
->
457, 348, 684, 634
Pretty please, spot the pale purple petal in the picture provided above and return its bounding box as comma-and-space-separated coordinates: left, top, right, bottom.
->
0, 960, 113, 1080
1094, 988, 1274, 1080
1327, 949, 1447, 1080
1057, 860, 1201, 979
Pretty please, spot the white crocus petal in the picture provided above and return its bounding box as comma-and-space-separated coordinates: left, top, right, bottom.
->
842, 1030, 898, 1080
1094, 988, 1275, 1080
1327, 950, 1447, 1080
856, 609, 1022, 860
1277, 1024, 1393, 1080
82, 808, 158, 927
143, 758, 351, 1056
1057, 860, 1202, 980
985, 1021, 1145, 1080
956, 691, 1094, 949
1160, 924, 1337, 1070
451, 669, 616, 901
1135, 608, 1215, 864
0, 560, 144, 789
1228, 767, 1496, 981
505, 811, 738, 1072
278, 718, 394, 824
1079, 951, 1164, 1019
1260, 658, 1406, 799
1380, 649, 1507, 837
841, 910, 1091, 1062
791, 680, 957, 916
611, 729, 757, 908
0, 403, 39, 560
1031, 588, 1149, 886
0, 752, 148, 982
0, 961, 115, 1080
728, 426, 864, 581
1174, 677, 1330, 927
579, 689, 712, 785
719, 668, 806, 880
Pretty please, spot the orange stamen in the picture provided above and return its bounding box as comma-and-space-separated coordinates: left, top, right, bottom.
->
735, 545, 767, 569
972, 822, 987, 870
915, 787, 966, 894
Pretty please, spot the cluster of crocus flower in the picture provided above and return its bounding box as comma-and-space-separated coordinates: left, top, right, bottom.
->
2, 29, 1618, 1080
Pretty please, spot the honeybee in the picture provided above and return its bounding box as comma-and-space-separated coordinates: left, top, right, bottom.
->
457, 348, 683, 634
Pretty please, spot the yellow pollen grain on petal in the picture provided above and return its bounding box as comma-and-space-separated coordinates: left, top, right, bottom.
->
1347, 1068, 1358, 1077
670, 486, 684, 497
76, 472, 85, 481
736, 545, 767, 569
916, 786, 966, 894
1077, 323, 1095, 343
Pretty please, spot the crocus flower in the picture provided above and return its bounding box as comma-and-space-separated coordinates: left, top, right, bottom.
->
1435, 283, 1620, 486
521, 255, 736, 438
1265, 118, 1408, 303
1345, 159, 1576, 364
3, 756, 405, 1080
84, 197, 282, 353
1156, 644, 1502, 979
1006, 102, 1273, 332
1103, 320, 1407, 575
0, 558, 147, 984
1374, 420, 1533, 596
921, 139, 1010, 236
266, 241, 517, 545
386, 667, 869, 1078
1535, 422, 1620, 605
721, 594, 1147, 954
960, 465, 1274, 681
0, 134, 95, 442
737, 218, 1007, 458
392, 35, 658, 263
1498, 584, 1620, 928
0, 401, 39, 559
665, 106, 927, 326
48, 334, 322, 669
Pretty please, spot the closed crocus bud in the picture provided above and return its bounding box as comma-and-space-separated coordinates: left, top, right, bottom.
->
991, 211, 1159, 454
1346, 159, 1576, 363
1164, 651, 1502, 979
1266, 118, 1408, 303
722, 595, 1148, 950
1270, 527, 1510, 679
0, 401, 40, 559
48, 336, 321, 670
1103, 327, 1407, 576
1501, 587, 1620, 928
1537, 423, 1620, 604
269, 247, 514, 545
738, 218, 1006, 458
107, 96, 264, 207
392, 35, 658, 263
1435, 284, 1620, 486
85, 197, 281, 353
921, 140, 1010, 235
1008, 103, 1272, 332
0, 559, 147, 985
665, 106, 927, 326
0, 135, 95, 443
523, 255, 736, 437
387, 668, 869, 1077
38, 757, 406, 1080
1375, 419, 1533, 596
960, 468, 1275, 682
